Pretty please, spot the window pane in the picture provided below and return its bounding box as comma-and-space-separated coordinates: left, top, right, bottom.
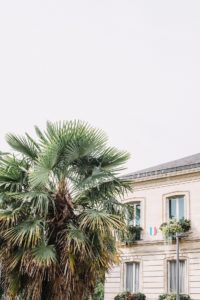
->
127, 203, 141, 226
126, 263, 133, 292
169, 260, 176, 292
134, 263, 140, 292
169, 196, 185, 220
127, 208, 134, 226
169, 260, 185, 293
178, 197, 185, 220
179, 261, 185, 293
135, 204, 141, 226
169, 199, 177, 219
126, 262, 140, 292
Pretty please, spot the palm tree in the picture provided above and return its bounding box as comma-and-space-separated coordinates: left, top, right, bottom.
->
0, 121, 132, 300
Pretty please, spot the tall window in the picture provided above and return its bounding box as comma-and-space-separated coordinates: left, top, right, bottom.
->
168, 196, 185, 220
168, 260, 186, 293
125, 262, 140, 293
127, 202, 141, 226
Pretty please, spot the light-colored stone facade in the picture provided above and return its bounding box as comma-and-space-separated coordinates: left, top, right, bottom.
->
104, 167, 200, 300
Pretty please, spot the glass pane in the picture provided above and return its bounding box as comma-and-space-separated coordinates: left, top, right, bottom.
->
135, 204, 141, 226
169, 199, 176, 219
126, 263, 133, 292
178, 197, 185, 220
179, 261, 185, 293
134, 263, 140, 292
127, 207, 134, 226
169, 261, 176, 292
127, 203, 141, 226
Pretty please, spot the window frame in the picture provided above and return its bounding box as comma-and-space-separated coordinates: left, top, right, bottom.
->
127, 201, 141, 226
168, 195, 185, 220
162, 191, 190, 223
123, 261, 140, 293
123, 197, 145, 233
167, 259, 187, 294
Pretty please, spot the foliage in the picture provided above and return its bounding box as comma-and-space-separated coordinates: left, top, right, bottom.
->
178, 219, 191, 232
0, 121, 132, 300
159, 293, 190, 300
120, 225, 142, 244
160, 219, 191, 239
114, 291, 146, 300
91, 280, 104, 300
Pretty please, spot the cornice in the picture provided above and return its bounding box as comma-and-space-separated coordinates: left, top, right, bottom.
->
131, 168, 200, 190
119, 237, 200, 248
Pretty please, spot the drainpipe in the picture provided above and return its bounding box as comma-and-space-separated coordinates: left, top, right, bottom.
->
176, 232, 180, 300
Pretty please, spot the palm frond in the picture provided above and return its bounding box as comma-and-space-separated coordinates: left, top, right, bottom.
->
98, 147, 130, 171
34, 125, 48, 144
6, 133, 39, 160
79, 209, 125, 234
62, 224, 92, 256
29, 164, 52, 189
31, 244, 57, 269
0, 155, 29, 192
74, 171, 115, 192
74, 178, 133, 207
19, 191, 52, 217
6, 249, 24, 272
38, 120, 107, 170
0, 208, 23, 228
5, 271, 21, 300
3, 219, 44, 248
21, 244, 57, 279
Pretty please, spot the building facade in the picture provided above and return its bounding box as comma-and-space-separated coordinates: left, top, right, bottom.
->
104, 153, 200, 300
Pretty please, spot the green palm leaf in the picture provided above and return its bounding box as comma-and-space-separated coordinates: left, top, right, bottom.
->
6, 133, 39, 160
0, 156, 28, 192
21, 244, 57, 280
31, 244, 57, 268
3, 219, 44, 248
21, 191, 52, 216
64, 224, 91, 255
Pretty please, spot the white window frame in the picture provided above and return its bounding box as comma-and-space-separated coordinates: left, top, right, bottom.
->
123, 197, 145, 231
168, 195, 185, 220
127, 202, 141, 226
162, 192, 190, 223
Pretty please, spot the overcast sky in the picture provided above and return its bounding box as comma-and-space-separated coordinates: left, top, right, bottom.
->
0, 1, 200, 172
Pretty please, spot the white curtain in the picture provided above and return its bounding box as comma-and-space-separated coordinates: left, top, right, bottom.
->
169, 260, 185, 293
126, 262, 139, 292
134, 263, 139, 292
126, 263, 133, 292
179, 260, 185, 293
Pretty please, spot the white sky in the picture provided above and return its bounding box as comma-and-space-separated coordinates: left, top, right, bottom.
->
0, 0, 200, 172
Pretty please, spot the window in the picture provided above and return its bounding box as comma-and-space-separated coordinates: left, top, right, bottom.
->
127, 202, 141, 226
168, 260, 186, 293
168, 196, 185, 220
125, 262, 140, 293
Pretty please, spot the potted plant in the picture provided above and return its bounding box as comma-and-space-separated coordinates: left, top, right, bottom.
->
114, 291, 146, 300
120, 225, 143, 245
159, 219, 191, 241
159, 293, 190, 300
